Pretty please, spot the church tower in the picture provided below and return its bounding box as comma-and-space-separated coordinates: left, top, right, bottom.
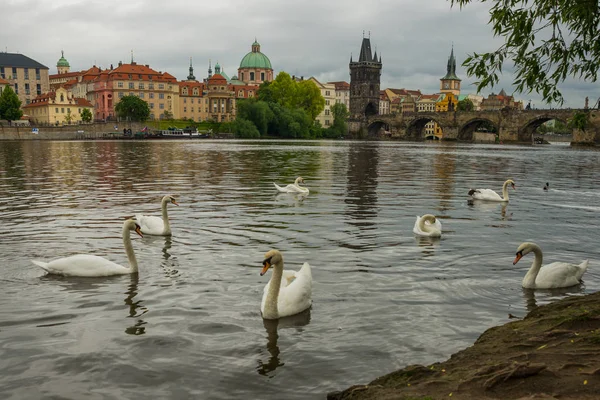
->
187, 57, 196, 81
57, 50, 70, 74
440, 46, 461, 95
349, 35, 382, 118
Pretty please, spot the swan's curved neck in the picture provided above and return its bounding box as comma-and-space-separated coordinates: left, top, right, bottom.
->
418, 217, 433, 233
123, 225, 138, 273
502, 181, 510, 201
522, 245, 543, 288
265, 262, 283, 318
161, 198, 171, 233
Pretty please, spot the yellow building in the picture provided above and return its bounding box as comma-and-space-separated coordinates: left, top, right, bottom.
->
23, 86, 94, 125
0, 52, 50, 106
309, 77, 336, 127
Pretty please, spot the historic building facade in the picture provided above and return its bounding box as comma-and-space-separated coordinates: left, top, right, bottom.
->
440, 47, 461, 96
349, 36, 382, 118
23, 86, 93, 125
0, 52, 50, 106
309, 77, 336, 127
238, 40, 273, 86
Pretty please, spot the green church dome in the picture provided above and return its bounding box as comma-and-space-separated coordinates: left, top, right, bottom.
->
239, 41, 272, 69
57, 51, 70, 67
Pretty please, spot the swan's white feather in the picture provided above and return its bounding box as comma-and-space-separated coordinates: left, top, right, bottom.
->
261, 263, 312, 318
412, 215, 442, 237
273, 182, 309, 194
31, 254, 131, 277
135, 214, 166, 235
470, 188, 503, 201
526, 260, 589, 289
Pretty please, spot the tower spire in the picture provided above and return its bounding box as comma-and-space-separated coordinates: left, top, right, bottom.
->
130, 50, 134, 63
187, 57, 196, 81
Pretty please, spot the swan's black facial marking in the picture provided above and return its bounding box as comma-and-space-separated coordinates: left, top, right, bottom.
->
262, 256, 272, 267
511, 182, 516, 189
169, 197, 179, 206
468, 189, 477, 196
513, 250, 524, 265
260, 256, 273, 276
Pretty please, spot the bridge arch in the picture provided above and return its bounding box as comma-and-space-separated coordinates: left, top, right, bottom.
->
519, 115, 569, 142
366, 120, 390, 136
458, 118, 498, 141
406, 115, 444, 140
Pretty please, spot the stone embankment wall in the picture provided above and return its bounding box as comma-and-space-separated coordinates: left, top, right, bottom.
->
0, 122, 147, 140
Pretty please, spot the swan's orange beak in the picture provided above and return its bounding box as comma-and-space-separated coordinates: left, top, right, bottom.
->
513, 252, 523, 265
260, 260, 271, 276
171, 199, 179, 206
135, 225, 143, 238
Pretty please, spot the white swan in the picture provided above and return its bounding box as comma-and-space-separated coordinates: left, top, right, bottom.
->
273, 177, 309, 194
135, 195, 178, 236
413, 214, 442, 237
468, 179, 516, 202
513, 242, 589, 289
31, 219, 143, 277
260, 249, 312, 320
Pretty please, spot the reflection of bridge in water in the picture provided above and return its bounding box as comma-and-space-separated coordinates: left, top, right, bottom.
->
349, 109, 600, 145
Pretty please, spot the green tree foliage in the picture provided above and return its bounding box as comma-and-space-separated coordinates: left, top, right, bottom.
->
536, 119, 571, 134
0, 86, 23, 122
324, 103, 349, 138
457, 98, 474, 111
232, 118, 260, 138
450, 0, 600, 104
236, 99, 273, 135
257, 81, 275, 103
296, 80, 326, 121
568, 111, 589, 131
265, 72, 325, 120
80, 108, 92, 123
115, 95, 150, 122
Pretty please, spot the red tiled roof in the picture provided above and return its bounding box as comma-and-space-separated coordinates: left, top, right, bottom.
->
0, 77, 9, 84
23, 91, 92, 108
328, 81, 350, 90
74, 97, 93, 107
208, 74, 227, 84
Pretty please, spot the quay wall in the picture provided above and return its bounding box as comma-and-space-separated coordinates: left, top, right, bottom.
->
0, 122, 147, 140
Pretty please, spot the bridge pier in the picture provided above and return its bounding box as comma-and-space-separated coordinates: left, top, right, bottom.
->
441, 126, 458, 141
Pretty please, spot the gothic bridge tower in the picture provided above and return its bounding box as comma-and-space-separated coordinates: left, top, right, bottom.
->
349, 35, 382, 119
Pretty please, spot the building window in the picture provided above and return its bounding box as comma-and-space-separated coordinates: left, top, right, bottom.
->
24, 68, 29, 80
149, 93, 154, 99
325, 109, 330, 115
55, 108, 58, 113
129, 82, 134, 89
61, 107, 65, 113
139, 93, 144, 98
118, 82, 123, 88
25, 83, 30, 95
184, 107, 187, 112
193, 88, 198, 95
129, 92, 134, 97
190, 107, 194, 112
158, 83, 165, 89
12, 67, 17, 75
37, 84, 41, 95
261, 72, 265, 81
139, 83, 145, 89
0, 66, 4, 79
150, 103, 154, 109
118, 92, 124, 98
159, 103, 164, 109
325, 120, 330, 126
14, 83, 18, 94
191, 98, 194, 104
128, 74, 132, 80
78, 108, 81, 113
325, 100, 330, 105
183, 88, 188, 95
241, 73, 244, 81
183, 98, 187, 103
36, 68, 40, 80
159, 93, 164, 99
325, 91, 330, 96
67, 108, 71, 113
250, 72, 255, 81
149, 83, 154, 90
249, 91, 253, 98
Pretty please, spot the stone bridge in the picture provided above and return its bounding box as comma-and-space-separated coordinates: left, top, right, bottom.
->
348, 108, 600, 145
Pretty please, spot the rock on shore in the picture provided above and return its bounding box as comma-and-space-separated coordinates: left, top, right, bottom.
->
328, 292, 600, 400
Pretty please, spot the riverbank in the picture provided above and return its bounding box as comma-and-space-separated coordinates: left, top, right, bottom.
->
328, 292, 600, 400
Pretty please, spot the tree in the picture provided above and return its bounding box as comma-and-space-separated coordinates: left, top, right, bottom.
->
457, 98, 474, 111
0, 86, 23, 123
232, 118, 261, 138
325, 103, 349, 138
115, 95, 150, 122
64, 108, 73, 124
236, 99, 273, 135
296, 80, 325, 121
450, 0, 600, 104
81, 108, 92, 123
568, 111, 589, 131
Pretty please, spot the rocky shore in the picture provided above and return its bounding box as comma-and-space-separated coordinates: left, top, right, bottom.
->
328, 292, 600, 400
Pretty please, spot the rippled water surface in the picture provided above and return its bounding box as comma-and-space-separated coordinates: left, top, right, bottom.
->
1, 140, 599, 399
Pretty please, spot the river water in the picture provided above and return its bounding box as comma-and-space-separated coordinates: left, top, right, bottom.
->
1, 140, 599, 399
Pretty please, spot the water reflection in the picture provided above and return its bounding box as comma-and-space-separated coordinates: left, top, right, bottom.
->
522, 286, 586, 313
345, 143, 379, 226
432, 144, 457, 212
467, 199, 510, 219
124, 274, 147, 335
274, 192, 307, 207
257, 309, 311, 377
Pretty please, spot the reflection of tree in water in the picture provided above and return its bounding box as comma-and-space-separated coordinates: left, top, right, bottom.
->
124, 274, 148, 335
256, 309, 311, 377
432, 144, 457, 211
344, 143, 379, 227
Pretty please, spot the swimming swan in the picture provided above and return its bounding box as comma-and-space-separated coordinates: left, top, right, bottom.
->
273, 177, 309, 194
31, 219, 144, 277
413, 214, 442, 237
260, 249, 312, 320
513, 242, 589, 289
136, 195, 179, 235
468, 179, 516, 202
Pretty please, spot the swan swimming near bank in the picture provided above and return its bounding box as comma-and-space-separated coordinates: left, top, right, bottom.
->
31, 219, 144, 277
135, 195, 179, 236
413, 214, 442, 237
273, 177, 309, 194
468, 179, 516, 202
260, 249, 312, 320
513, 242, 589, 289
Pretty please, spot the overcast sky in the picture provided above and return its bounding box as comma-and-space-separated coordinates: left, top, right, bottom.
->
2, 0, 598, 108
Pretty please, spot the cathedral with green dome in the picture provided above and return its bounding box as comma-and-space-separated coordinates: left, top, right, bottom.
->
237, 39, 273, 85
56, 50, 70, 74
